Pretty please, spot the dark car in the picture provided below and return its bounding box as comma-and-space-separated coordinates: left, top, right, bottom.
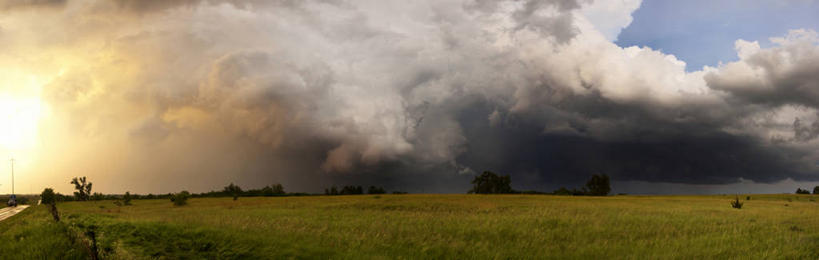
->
7, 194, 17, 207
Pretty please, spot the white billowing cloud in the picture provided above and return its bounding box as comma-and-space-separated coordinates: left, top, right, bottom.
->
707, 29, 819, 108
579, 0, 642, 41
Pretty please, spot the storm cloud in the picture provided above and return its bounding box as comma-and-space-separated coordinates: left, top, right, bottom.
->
2, 0, 819, 194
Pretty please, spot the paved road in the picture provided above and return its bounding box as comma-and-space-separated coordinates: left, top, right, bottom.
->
0, 205, 29, 222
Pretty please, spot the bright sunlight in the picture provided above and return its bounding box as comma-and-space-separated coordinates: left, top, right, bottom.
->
0, 74, 46, 152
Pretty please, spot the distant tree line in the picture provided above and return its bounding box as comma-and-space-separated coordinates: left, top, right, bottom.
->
795, 186, 819, 194
324, 185, 402, 195
47, 176, 409, 204
44, 174, 819, 203
48, 176, 298, 202
467, 171, 611, 196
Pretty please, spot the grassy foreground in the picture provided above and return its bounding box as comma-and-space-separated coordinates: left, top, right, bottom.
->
1, 194, 819, 259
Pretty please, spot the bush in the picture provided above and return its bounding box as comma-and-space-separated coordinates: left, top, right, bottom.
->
171, 191, 191, 206
731, 196, 743, 209
796, 188, 810, 194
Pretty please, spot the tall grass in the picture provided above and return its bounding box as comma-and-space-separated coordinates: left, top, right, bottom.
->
0, 206, 87, 259
4, 194, 819, 259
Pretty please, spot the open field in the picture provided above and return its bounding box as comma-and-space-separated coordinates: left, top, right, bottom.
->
2, 194, 819, 259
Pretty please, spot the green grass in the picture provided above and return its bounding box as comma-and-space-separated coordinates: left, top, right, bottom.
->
2, 194, 819, 259
0, 205, 87, 259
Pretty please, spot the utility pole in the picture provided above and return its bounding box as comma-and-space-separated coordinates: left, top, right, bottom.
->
10, 158, 14, 195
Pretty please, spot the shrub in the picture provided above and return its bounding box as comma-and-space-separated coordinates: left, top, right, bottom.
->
814, 186, 819, 195
796, 188, 810, 194
731, 196, 743, 209
171, 191, 190, 206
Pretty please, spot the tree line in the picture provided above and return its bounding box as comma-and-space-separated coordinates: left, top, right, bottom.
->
48, 177, 297, 202
323, 185, 406, 195
34, 173, 819, 211
47, 172, 611, 204
50, 176, 407, 204
795, 186, 819, 194
468, 171, 612, 196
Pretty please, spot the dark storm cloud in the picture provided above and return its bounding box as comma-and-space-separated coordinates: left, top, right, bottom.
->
452, 97, 817, 187
793, 117, 819, 142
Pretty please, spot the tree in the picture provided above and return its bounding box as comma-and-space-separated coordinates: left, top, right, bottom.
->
70, 176, 93, 201
585, 174, 611, 196
813, 186, 819, 195
123, 192, 132, 206
368, 186, 386, 194
325, 186, 340, 195
468, 171, 513, 194
91, 192, 105, 201
259, 184, 285, 196
796, 188, 811, 194
340, 186, 363, 195
261, 186, 274, 196
41, 188, 60, 222
553, 187, 572, 195
271, 183, 285, 195
224, 183, 243, 200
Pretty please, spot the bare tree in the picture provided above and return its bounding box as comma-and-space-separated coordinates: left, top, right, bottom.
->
71, 176, 93, 201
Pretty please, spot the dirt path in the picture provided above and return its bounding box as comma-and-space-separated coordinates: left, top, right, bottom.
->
0, 205, 30, 222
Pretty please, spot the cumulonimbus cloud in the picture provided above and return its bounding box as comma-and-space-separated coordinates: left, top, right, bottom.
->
2, 0, 819, 193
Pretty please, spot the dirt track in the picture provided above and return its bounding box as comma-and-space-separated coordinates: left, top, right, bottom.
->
0, 205, 29, 222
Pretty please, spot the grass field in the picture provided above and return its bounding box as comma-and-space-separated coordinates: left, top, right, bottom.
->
1, 194, 819, 259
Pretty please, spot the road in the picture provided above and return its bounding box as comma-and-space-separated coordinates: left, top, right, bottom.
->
0, 205, 29, 222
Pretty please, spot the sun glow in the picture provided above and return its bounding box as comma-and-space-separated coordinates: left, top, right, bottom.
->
0, 74, 48, 152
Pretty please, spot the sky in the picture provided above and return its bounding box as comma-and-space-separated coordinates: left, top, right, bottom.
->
617, 0, 819, 71
0, 0, 818, 195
